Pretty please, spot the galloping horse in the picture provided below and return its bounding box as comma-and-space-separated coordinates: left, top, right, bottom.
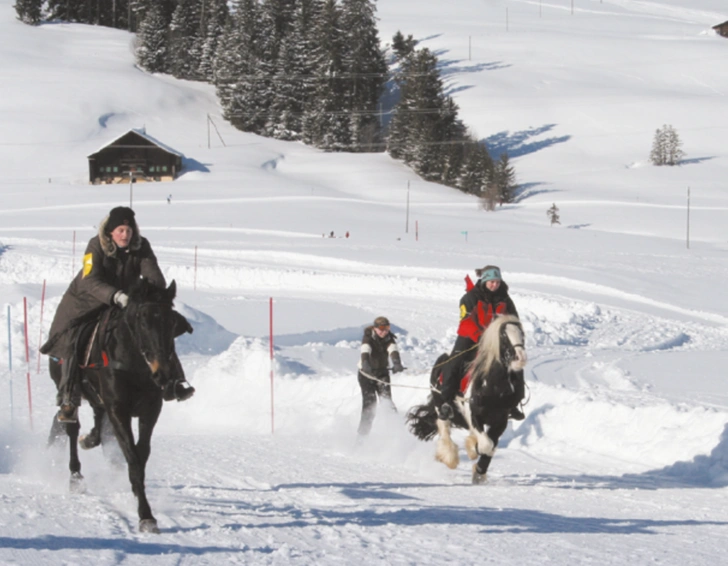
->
407, 315, 527, 484
48, 278, 183, 533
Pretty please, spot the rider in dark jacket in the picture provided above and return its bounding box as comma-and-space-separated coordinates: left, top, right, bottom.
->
438, 265, 525, 421
357, 316, 405, 436
41, 206, 194, 422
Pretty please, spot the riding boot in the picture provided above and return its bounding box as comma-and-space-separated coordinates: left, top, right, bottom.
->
57, 354, 81, 423
163, 351, 195, 402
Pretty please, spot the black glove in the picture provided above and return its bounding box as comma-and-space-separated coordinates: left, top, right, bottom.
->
438, 402, 454, 421
391, 361, 405, 373
361, 358, 373, 374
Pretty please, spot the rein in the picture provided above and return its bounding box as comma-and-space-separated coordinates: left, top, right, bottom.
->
359, 369, 437, 392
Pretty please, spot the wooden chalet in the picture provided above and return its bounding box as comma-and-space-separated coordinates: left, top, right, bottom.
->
713, 20, 728, 38
87, 129, 183, 185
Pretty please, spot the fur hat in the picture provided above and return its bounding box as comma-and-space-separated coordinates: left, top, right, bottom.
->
105, 206, 137, 234
373, 316, 390, 328
478, 265, 502, 283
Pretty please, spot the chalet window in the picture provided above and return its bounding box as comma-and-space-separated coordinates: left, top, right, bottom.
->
162, 166, 168, 172
149, 166, 155, 172
113, 166, 118, 172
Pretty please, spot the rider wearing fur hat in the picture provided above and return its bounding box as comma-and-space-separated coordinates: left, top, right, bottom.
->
438, 265, 525, 421
41, 206, 195, 423
356, 316, 406, 435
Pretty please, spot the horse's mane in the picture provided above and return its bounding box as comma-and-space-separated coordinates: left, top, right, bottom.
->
128, 278, 174, 305
468, 314, 521, 378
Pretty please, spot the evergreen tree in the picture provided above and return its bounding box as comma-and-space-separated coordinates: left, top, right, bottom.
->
490, 152, 517, 203
14, 0, 42, 25
388, 48, 446, 175
135, 3, 169, 74
47, 0, 85, 22
199, 0, 229, 81
265, 0, 318, 139
650, 124, 684, 166
302, 0, 351, 150
169, 0, 204, 80
391, 30, 416, 61
214, 0, 267, 132
340, 0, 387, 151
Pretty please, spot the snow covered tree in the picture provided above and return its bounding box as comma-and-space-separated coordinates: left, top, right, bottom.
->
547, 203, 561, 225
302, 0, 351, 150
14, 0, 42, 25
650, 124, 684, 166
340, 0, 387, 151
135, 4, 170, 74
388, 48, 453, 178
199, 0, 230, 81
168, 0, 204, 80
214, 0, 267, 133
391, 30, 416, 61
490, 152, 517, 203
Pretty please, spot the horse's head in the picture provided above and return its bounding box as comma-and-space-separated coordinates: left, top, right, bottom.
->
124, 278, 178, 388
471, 314, 527, 377
499, 317, 527, 372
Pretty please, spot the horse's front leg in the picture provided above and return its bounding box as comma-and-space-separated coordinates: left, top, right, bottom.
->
468, 418, 508, 485
106, 406, 158, 533
435, 417, 459, 469
79, 405, 106, 450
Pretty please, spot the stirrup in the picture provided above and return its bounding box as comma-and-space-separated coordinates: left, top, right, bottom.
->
57, 405, 79, 423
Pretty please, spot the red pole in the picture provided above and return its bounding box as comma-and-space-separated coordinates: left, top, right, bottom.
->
269, 297, 274, 434
194, 245, 198, 290
36, 279, 46, 374
23, 297, 33, 430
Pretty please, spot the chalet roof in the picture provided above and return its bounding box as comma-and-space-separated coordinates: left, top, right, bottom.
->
87, 128, 183, 158
713, 20, 728, 29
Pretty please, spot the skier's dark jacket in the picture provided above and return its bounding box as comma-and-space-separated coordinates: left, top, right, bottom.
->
41, 213, 165, 360
358, 326, 400, 376
456, 281, 518, 343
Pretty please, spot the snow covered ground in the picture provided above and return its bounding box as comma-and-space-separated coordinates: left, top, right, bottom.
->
1, 0, 728, 563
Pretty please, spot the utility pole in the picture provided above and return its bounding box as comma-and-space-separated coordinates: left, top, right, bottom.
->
686, 187, 690, 249
129, 170, 133, 209
405, 181, 410, 233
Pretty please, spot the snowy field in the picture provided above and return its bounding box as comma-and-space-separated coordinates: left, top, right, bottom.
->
1, 0, 728, 564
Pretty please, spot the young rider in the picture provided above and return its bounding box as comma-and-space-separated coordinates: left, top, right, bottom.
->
438, 265, 525, 422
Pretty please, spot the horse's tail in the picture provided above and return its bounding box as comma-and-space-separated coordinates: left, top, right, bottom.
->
406, 397, 439, 441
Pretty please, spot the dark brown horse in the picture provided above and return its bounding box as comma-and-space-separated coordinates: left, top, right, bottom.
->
407, 315, 527, 484
48, 278, 183, 533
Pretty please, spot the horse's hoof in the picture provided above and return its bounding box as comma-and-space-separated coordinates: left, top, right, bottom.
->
69, 472, 86, 494
79, 433, 101, 450
139, 519, 160, 534
471, 464, 488, 485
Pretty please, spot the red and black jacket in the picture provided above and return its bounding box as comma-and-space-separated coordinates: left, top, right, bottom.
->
456, 281, 518, 343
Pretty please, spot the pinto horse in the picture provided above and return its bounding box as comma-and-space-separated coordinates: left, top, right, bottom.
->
407, 315, 527, 484
48, 278, 182, 533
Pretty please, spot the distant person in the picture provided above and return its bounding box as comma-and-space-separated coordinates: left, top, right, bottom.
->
167, 194, 172, 204
438, 265, 525, 422
329, 231, 335, 238
41, 206, 195, 423
345, 231, 350, 238
356, 316, 405, 435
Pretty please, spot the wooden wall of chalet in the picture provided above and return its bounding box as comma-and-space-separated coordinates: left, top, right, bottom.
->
88, 131, 182, 184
